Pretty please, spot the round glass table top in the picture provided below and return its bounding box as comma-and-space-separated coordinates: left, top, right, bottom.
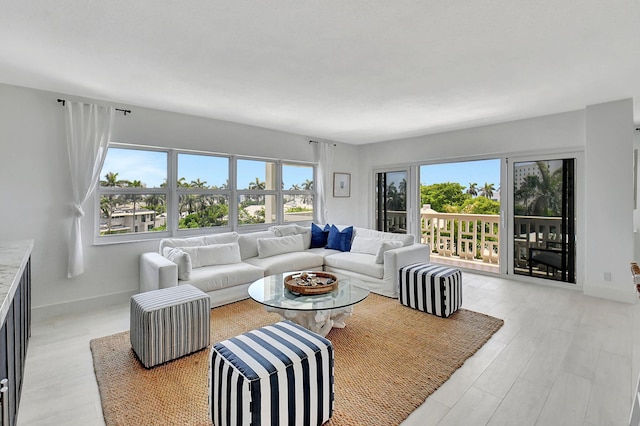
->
248, 271, 370, 311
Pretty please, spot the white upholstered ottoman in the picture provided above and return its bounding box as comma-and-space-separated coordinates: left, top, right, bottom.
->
130, 284, 210, 368
399, 263, 462, 318
209, 320, 334, 426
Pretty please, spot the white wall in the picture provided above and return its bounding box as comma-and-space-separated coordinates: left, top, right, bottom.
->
0, 83, 359, 317
585, 99, 635, 302
356, 102, 636, 302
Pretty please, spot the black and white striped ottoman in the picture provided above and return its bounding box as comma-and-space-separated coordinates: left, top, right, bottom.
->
209, 320, 334, 426
130, 284, 210, 368
399, 263, 462, 318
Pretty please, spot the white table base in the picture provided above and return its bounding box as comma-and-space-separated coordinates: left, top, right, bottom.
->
265, 306, 354, 337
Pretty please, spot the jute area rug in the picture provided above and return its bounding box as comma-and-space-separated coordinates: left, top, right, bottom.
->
90, 294, 503, 425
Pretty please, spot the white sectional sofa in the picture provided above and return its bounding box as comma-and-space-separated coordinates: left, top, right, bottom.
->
139, 224, 430, 307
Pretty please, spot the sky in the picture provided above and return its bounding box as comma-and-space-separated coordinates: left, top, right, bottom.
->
102, 148, 500, 191
420, 159, 500, 190
101, 148, 313, 189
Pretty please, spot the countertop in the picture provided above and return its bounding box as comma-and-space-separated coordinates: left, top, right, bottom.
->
0, 240, 33, 325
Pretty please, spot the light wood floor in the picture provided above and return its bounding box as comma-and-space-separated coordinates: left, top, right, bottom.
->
16, 272, 640, 425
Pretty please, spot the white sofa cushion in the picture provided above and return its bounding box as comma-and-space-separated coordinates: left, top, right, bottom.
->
162, 247, 192, 280
269, 224, 312, 249
350, 236, 403, 264
257, 234, 304, 258
350, 236, 382, 256
181, 243, 242, 268
238, 230, 277, 260
159, 232, 239, 253
324, 252, 384, 279
375, 240, 403, 263
182, 262, 264, 293
244, 251, 324, 276
353, 227, 414, 246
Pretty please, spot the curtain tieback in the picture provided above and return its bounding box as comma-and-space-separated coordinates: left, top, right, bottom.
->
73, 204, 85, 218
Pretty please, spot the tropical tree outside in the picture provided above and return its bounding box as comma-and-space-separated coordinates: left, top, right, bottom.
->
479, 182, 496, 199
514, 161, 562, 216
466, 182, 478, 197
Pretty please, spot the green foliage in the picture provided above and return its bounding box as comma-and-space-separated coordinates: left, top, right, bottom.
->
461, 196, 501, 214
285, 206, 312, 213
421, 182, 470, 212
178, 204, 229, 229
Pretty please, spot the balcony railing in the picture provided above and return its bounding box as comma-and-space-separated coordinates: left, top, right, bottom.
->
421, 213, 500, 269
419, 212, 565, 274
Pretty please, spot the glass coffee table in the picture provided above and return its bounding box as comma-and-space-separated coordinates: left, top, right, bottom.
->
248, 271, 370, 337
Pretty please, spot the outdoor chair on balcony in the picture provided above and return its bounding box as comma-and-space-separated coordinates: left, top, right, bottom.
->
528, 246, 563, 278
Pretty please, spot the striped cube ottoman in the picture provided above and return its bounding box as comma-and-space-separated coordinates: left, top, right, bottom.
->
399, 263, 462, 318
209, 320, 334, 426
130, 284, 210, 368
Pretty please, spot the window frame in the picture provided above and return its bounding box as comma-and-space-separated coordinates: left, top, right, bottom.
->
176, 151, 233, 235
94, 144, 316, 244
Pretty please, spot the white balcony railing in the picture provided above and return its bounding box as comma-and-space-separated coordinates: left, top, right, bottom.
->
421, 212, 500, 266
419, 212, 565, 274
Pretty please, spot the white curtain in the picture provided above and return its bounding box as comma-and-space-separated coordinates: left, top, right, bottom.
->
64, 102, 114, 278
314, 141, 334, 224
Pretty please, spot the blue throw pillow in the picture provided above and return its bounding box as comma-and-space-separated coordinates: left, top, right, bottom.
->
310, 223, 330, 248
326, 225, 354, 252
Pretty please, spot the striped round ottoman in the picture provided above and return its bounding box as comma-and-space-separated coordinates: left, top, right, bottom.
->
399, 263, 462, 318
209, 320, 334, 426
130, 284, 210, 368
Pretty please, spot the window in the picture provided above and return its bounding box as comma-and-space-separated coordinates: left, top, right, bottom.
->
96, 146, 315, 242
97, 147, 168, 238
282, 163, 314, 222
177, 153, 230, 229
237, 159, 277, 226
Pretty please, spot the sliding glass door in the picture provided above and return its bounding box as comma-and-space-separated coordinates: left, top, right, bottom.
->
376, 170, 409, 233
509, 156, 576, 283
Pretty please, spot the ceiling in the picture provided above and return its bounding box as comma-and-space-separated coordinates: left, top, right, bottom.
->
1, 1, 639, 144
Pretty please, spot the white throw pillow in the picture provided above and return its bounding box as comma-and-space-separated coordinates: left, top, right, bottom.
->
375, 240, 404, 263
257, 234, 304, 258
269, 224, 312, 249
162, 247, 192, 280
350, 236, 382, 256
180, 243, 242, 268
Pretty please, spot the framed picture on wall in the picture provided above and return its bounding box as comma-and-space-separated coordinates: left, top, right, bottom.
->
333, 173, 351, 197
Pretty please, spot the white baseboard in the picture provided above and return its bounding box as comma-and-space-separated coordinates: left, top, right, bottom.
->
583, 284, 637, 304
32, 290, 136, 323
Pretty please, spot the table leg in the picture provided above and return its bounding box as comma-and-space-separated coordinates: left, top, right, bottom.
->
265, 306, 354, 337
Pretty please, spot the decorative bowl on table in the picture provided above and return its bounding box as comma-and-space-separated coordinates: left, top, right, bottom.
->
284, 271, 338, 295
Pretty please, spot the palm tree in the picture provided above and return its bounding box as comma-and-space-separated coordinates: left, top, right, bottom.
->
127, 180, 143, 232
99, 172, 126, 233
100, 171, 126, 188
515, 175, 540, 214
190, 178, 207, 189
248, 177, 265, 191
302, 179, 313, 191
248, 178, 265, 202
466, 182, 478, 197
301, 179, 314, 204
480, 182, 496, 199
530, 161, 562, 216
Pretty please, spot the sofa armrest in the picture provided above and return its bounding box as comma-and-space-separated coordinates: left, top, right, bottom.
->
140, 252, 178, 293
383, 243, 431, 282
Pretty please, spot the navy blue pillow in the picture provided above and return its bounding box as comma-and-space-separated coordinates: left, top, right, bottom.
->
310, 223, 330, 248
326, 225, 354, 252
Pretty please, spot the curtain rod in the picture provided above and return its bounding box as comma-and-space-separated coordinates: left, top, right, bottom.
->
309, 140, 336, 146
57, 99, 132, 116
